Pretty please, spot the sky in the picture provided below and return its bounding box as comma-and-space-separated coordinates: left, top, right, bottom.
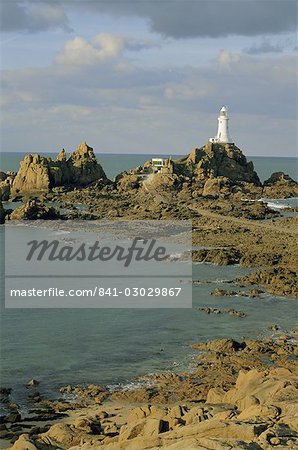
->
0, 0, 297, 156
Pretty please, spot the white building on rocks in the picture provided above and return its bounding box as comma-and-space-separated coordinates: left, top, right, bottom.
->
209, 106, 233, 144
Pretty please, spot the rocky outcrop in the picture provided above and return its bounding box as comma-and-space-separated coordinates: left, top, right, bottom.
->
179, 142, 261, 185
115, 172, 141, 192
115, 142, 261, 200
263, 172, 298, 198
11, 154, 54, 194
0, 172, 16, 200
264, 172, 296, 186
67, 142, 106, 186
9, 200, 61, 220
11, 143, 107, 196
193, 247, 242, 265
202, 176, 231, 197
193, 338, 246, 352
237, 267, 298, 298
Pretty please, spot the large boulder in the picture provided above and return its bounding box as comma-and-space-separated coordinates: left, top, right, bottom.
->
9, 434, 38, 450
10, 200, 60, 220
202, 176, 231, 197
193, 338, 245, 353
11, 154, 60, 195
0, 180, 11, 200
11, 143, 107, 196
207, 367, 297, 411
0, 172, 16, 200
36, 423, 81, 449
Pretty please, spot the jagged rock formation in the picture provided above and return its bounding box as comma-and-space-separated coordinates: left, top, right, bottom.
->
116, 142, 262, 200
263, 172, 298, 198
11, 143, 107, 196
9, 200, 61, 220
264, 172, 295, 186
237, 267, 298, 298
67, 142, 106, 186
176, 142, 261, 185
202, 176, 231, 197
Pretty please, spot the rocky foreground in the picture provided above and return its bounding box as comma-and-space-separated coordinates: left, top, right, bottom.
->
1, 330, 297, 449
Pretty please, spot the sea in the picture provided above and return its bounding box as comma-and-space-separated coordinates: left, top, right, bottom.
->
0, 152, 297, 412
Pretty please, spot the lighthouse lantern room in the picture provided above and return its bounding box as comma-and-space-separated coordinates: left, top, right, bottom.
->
209, 106, 233, 144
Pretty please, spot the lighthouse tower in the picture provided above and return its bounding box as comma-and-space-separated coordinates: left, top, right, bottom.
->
209, 106, 233, 144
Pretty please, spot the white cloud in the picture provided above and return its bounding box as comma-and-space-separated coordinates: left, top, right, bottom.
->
55, 34, 124, 66
217, 49, 240, 71
54, 33, 160, 67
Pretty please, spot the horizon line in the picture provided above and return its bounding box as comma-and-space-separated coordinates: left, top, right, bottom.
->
1, 151, 297, 159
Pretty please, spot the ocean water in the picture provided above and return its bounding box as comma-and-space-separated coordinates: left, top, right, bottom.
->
0, 152, 297, 182
0, 153, 297, 411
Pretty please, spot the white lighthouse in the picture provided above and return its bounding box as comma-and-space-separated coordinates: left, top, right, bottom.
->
209, 106, 233, 144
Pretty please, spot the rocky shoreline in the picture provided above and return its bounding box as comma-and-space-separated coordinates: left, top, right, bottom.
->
1, 328, 297, 449
1, 143, 297, 448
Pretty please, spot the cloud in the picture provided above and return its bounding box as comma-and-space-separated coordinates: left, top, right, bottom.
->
55, 34, 124, 66
2, 1, 297, 38
69, 0, 297, 38
124, 38, 161, 52
54, 33, 160, 67
217, 49, 241, 71
0, 17, 296, 155
0, 0, 71, 33
244, 39, 284, 54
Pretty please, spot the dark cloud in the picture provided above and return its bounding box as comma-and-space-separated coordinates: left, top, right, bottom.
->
1, 0, 297, 37
0, 0, 71, 33
70, 0, 297, 38
244, 39, 284, 54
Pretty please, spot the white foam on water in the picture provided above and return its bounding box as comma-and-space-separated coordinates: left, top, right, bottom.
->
259, 197, 298, 210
